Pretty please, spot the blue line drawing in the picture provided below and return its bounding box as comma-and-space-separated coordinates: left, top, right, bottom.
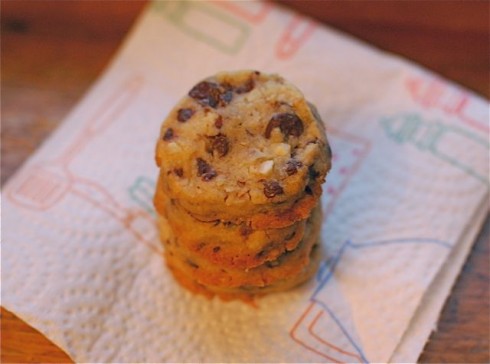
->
128, 176, 156, 215
296, 236, 452, 363
313, 298, 370, 363
380, 113, 489, 185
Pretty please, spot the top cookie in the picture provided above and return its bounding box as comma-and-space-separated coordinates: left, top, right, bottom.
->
155, 70, 331, 219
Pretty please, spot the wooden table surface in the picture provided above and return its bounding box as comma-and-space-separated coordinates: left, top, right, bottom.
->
2, 1, 489, 363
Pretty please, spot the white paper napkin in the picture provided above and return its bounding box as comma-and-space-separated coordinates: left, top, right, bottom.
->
3, 1, 489, 362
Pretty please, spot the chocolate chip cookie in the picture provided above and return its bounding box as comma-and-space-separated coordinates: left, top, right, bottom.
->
155, 70, 331, 222
154, 70, 331, 301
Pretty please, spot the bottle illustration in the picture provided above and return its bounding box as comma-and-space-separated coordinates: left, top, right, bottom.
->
152, 1, 250, 55
380, 113, 489, 184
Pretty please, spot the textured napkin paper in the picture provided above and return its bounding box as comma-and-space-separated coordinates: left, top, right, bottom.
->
3, 1, 489, 363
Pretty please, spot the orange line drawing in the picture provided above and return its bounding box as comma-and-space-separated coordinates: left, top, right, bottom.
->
212, 1, 272, 24
290, 302, 345, 363
323, 128, 372, 222
276, 14, 316, 60
8, 75, 143, 211
70, 177, 160, 255
290, 302, 354, 363
290, 301, 365, 363
6, 75, 160, 254
309, 311, 364, 362
405, 74, 489, 134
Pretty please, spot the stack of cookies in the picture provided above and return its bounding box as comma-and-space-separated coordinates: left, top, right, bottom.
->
154, 70, 331, 301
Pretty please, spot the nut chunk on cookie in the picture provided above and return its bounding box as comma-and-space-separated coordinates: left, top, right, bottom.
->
154, 70, 332, 301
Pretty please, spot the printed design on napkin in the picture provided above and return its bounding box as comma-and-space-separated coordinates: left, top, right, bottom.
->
6, 76, 159, 254
291, 300, 367, 363
290, 237, 451, 363
128, 176, 156, 216
213, 1, 272, 24
152, 1, 251, 55
405, 72, 489, 134
7, 76, 144, 211
151, 1, 314, 60
287, 116, 460, 362
380, 113, 489, 185
286, 126, 371, 362
276, 13, 316, 60
4, 1, 489, 363
322, 128, 372, 222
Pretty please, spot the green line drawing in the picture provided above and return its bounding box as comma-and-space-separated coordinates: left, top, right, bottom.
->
128, 176, 156, 215
380, 113, 489, 185
151, 1, 250, 55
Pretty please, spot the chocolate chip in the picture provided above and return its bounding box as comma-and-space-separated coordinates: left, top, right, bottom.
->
263, 180, 284, 198
212, 246, 221, 253
308, 165, 320, 180
305, 185, 313, 195
265, 119, 280, 138
206, 133, 229, 157
214, 116, 223, 128
188, 81, 234, 108
285, 159, 303, 176
220, 89, 233, 104
173, 168, 184, 177
235, 78, 255, 94
163, 128, 174, 141
189, 81, 220, 108
197, 158, 217, 181
265, 113, 304, 139
177, 108, 194, 122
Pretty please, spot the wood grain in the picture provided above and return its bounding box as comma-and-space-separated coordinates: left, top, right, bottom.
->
1, 1, 489, 363
1, 308, 72, 363
281, 0, 490, 98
